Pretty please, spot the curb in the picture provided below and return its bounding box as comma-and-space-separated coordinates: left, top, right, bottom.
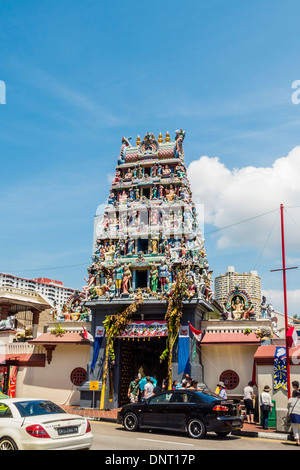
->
232, 429, 291, 441
91, 416, 292, 441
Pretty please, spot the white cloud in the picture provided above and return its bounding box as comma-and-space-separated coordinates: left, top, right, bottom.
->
262, 288, 300, 317
187, 146, 300, 251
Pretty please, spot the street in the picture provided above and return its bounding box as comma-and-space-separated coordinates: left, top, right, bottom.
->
90, 420, 298, 452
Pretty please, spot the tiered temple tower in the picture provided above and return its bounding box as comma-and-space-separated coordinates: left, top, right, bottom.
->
79, 131, 216, 409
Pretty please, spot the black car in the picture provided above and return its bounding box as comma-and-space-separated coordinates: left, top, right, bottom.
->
117, 389, 243, 439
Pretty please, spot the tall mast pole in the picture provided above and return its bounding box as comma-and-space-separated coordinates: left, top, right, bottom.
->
280, 204, 291, 398
271, 204, 297, 398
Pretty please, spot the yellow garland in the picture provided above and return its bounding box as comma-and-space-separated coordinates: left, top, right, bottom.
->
99, 298, 143, 410
163, 269, 189, 389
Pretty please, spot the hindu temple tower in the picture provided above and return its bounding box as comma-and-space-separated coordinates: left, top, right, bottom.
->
79, 130, 217, 409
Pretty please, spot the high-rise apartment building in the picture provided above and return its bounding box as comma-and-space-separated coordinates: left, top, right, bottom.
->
214, 266, 262, 316
0, 273, 75, 308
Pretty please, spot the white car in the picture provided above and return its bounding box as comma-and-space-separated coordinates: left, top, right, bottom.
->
0, 398, 93, 450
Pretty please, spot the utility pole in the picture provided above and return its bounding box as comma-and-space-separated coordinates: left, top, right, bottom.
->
271, 204, 298, 398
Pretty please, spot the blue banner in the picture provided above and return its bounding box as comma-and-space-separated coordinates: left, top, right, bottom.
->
274, 346, 287, 390
91, 336, 103, 372
178, 336, 190, 375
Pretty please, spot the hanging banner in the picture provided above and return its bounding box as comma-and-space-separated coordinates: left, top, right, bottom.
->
178, 325, 190, 375
274, 346, 287, 390
91, 326, 106, 372
8, 366, 17, 398
118, 321, 168, 338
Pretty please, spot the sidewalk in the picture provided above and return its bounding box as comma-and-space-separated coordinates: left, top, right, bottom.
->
61, 405, 292, 441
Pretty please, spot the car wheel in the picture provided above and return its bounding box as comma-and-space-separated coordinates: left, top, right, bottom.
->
187, 418, 206, 439
123, 412, 139, 432
0, 437, 18, 450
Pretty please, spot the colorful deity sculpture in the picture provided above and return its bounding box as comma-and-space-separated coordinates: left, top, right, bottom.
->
149, 265, 159, 292
114, 262, 124, 297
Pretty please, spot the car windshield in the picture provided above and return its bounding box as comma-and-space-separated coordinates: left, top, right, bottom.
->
14, 400, 66, 417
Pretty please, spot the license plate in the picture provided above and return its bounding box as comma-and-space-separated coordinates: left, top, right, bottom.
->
57, 426, 79, 436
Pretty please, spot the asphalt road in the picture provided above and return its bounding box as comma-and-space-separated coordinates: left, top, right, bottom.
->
90, 420, 298, 452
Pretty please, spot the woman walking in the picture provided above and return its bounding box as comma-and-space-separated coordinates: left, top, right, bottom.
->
243, 381, 255, 424
288, 389, 300, 446
259, 385, 273, 430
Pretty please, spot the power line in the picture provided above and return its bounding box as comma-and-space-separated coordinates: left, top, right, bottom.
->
253, 209, 280, 270
10, 262, 89, 274
205, 208, 279, 235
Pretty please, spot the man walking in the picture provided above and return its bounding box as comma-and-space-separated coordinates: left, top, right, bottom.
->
144, 376, 154, 400
128, 376, 140, 403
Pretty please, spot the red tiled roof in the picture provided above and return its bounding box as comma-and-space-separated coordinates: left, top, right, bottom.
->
254, 344, 300, 364
29, 332, 90, 345
201, 332, 260, 345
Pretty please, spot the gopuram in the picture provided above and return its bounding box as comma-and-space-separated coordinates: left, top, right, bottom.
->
79, 130, 218, 410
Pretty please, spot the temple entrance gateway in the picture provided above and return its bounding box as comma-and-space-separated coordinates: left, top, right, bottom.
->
118, 337, 168, 406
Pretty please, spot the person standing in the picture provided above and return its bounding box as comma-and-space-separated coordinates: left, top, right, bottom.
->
259, 385, 273, 429
288, 389, 300, 446
144, 376, 154, 400
292, 381, 300, 397
215, 381, 227, 399
128, 376, 140, 403
243, 381, 255, 424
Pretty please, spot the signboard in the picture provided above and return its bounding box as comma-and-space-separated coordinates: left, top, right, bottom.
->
95, 326, 105, 338
89, 381, 100, 391
179, 325, 189, 337
118, 321, 168, 338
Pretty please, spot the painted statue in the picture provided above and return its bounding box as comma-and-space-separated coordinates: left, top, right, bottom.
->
114, 262, 124, 297
0, 315, 15, 331
231, 296, 245, 320
149, 265, 159, 292
118, 136, 132, 165
122, 264, 132, 294
158, 261, 169, 290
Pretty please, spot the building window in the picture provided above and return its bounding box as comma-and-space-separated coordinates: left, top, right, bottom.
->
70, 367, 87, 386
219, 370, 239, 390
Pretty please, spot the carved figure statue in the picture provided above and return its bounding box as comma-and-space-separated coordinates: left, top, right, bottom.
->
0, 315, 15, 330
158, 260, 169, 290
261, 296, 268, 319
174, 129, 185, 159
83, 271, 96, 300
127, 238, 135, 255
118, 136, 131, 165
114, 262, 124, 297
231, 296, 245, 320
14, 326, 33, 342
149, 265, 159, 292
122, 264, 132, 294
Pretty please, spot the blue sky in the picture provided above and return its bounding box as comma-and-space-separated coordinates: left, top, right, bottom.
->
1, 1, 300, 315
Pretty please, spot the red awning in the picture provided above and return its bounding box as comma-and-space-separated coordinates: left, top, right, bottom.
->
0, 354, 45, 367
200, 332, 260, 345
